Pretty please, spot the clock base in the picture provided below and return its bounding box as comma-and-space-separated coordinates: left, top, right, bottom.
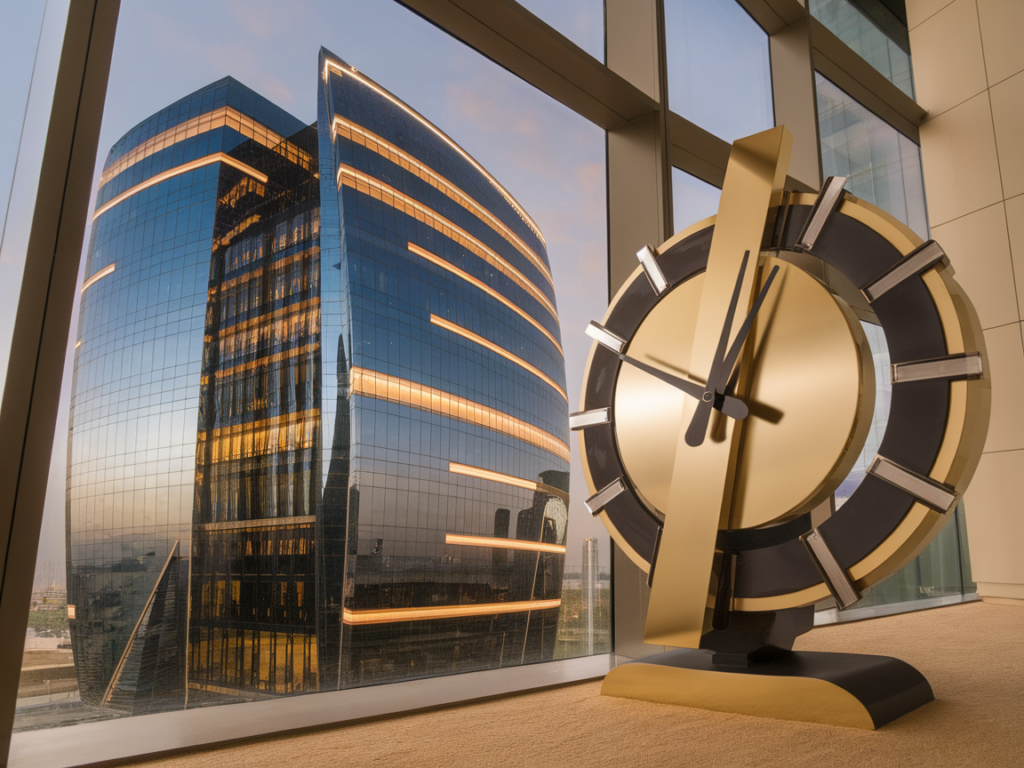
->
601, 648, 933, 729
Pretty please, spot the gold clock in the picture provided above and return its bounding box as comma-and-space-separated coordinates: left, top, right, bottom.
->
573, 127, 991, 728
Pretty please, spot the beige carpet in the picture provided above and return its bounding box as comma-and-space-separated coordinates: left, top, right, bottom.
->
127, 602, 1023, 768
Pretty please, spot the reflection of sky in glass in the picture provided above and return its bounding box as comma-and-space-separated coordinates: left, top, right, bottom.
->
816, 73, 929, 238
671, 167, 721, 235
665, 0, 773, 143
835, 322, 891, 507
809, 0, 914, 98
30, 0, 609, 578
518, 0, 604, 62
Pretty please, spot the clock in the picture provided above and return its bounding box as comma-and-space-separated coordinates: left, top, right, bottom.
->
573, 136, 990, 634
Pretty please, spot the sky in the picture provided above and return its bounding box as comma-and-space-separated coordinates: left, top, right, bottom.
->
3, 0, 618, 576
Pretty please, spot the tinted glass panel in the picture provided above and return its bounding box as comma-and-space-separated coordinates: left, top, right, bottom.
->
665, 0, 773, 142
816, 72, 928, 237
810, 0, 914, 98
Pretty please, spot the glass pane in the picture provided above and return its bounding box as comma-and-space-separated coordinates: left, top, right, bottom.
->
671, 168, 721, 235
665, 0, 773, 143
0, 0, 70, 400
816, 76, 970, 613
816, 72, 928, 237
16, 0, 609, 732
809, 0, 914, 99
518, 0, 604, 62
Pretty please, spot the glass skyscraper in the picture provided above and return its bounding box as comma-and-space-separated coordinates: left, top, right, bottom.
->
66, 50, 569, 712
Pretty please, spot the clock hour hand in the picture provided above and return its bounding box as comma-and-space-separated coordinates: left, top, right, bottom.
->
685, 254, 780, 447
616, 352, 749, 421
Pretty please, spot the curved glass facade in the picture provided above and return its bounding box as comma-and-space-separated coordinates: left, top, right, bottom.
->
66, 52, 568, 712
318, 49, 569, 687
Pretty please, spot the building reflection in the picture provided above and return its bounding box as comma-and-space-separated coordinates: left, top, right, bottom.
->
66, 50, 569, 710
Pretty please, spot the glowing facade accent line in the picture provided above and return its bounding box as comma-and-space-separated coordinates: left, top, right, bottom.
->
93, 153, 269, 221
332, 115, 551, 285
100, 106, 313, 187
350, 367, 570, 462
323, 59, 546, 247
408, 242, 562, 354
342, 599, 562, 625
430, 314, 567, 402
445, 533, 566, 554
337, 165, 558, 320
81, 263, 115, 293
448, 461, 569, 502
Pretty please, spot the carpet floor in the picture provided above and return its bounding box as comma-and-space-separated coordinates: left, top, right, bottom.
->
127, 601, 1024, 768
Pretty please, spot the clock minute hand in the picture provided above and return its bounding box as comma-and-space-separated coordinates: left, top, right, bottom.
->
617, 352, 749, 421
684, 249, 751, 448
713, 263, 781, 397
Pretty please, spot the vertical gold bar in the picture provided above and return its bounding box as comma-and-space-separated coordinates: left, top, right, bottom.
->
644, 127, 793, 648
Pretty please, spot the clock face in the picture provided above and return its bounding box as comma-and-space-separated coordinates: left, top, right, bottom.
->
574, 186, 990, 612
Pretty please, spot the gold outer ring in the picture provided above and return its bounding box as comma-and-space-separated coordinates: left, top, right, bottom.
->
580, 196, 991, 609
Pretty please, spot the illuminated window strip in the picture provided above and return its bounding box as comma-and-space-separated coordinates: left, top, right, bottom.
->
197, 407, 321, 442
214, 342, 319, 380
449, 461, 569, 502
408, 243, 562, 355
445, 533, 566, 554
332, 116, 551, 285
194, 515, 316, 532
218, 214, 262, 246
351, 367, 570, 463
209, 248, 317, 295
430, 314, 567, 402
342, 598, 561, 626
100, 106, 313, 187
338, 166, 558, 321
81, 263, 115, 293
211, 297, 320, 341
93, 153, 269, 221
323, 59, 545, 247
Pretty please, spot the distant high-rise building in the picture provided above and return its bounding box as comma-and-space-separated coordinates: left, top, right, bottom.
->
582, 537, 599, 656
66, 50, 568, 712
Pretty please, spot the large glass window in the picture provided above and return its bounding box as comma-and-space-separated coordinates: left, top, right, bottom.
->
809, 0, 914, 99
14, 0, 608, 732
664, 0, 773, 143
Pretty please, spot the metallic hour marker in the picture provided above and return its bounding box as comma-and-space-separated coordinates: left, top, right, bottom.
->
800, 528, 861, 609
862, 240, 948, 302
794, 175, 847, 251
637, 244, 669, 295
868, 457, 959, 513
891, 352, 984, 384
569, 408, 610, 430
585, 321, 626, 354
585, 478, 626, 516
647, 525, 664, 588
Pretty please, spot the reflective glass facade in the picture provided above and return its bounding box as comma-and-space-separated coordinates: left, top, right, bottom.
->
66, 50, 568, 712
318, 49, 568, 687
